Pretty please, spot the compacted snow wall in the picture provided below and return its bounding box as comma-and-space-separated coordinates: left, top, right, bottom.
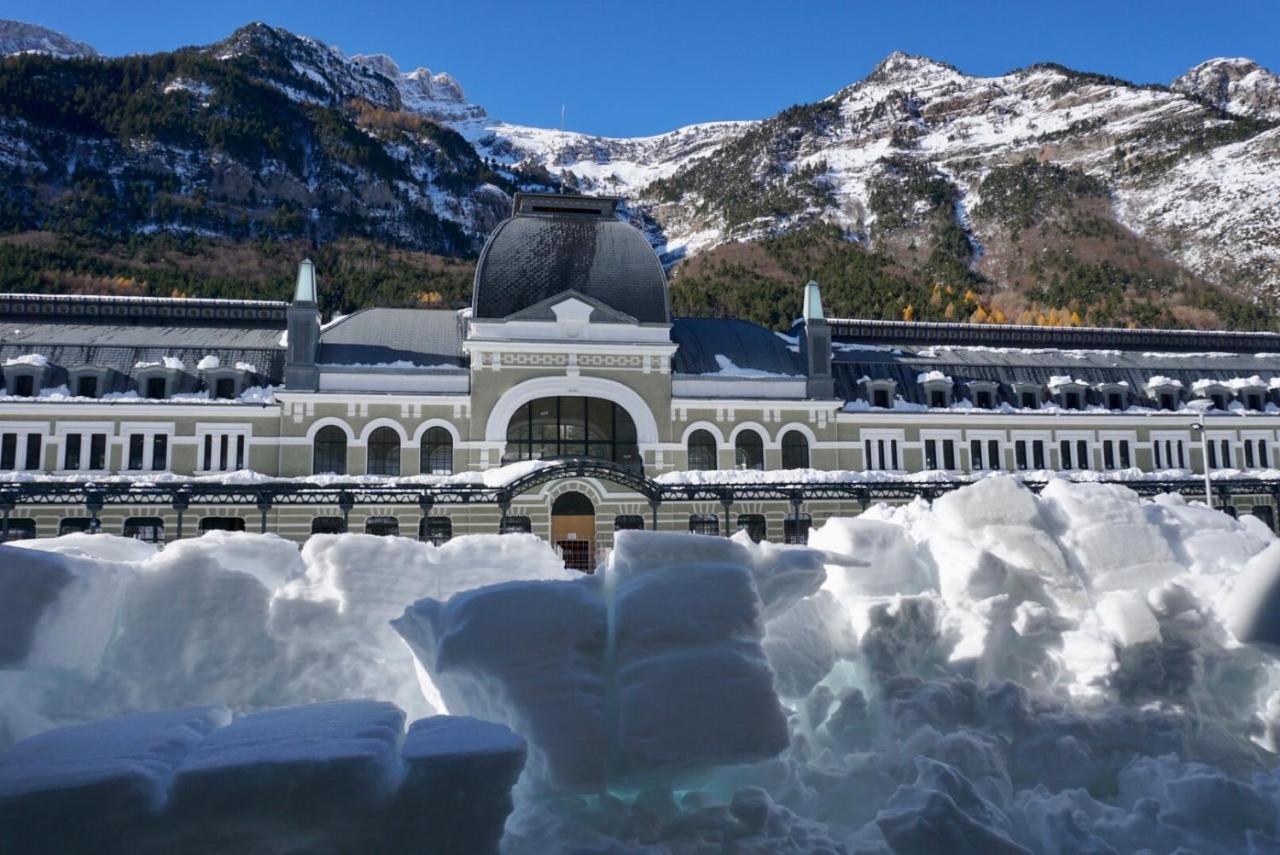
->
5, 475, 1280, 853
0, 700, 526, 854
0, 530, 572, 747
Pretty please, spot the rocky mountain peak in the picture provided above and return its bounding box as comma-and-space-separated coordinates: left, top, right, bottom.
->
351, 53, 485, 123
863, 51, 964, 87
0, 19, 96, 59
1173, 57, 1280, 120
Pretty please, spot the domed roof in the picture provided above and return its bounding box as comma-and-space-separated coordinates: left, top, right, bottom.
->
472, 194, 670, 324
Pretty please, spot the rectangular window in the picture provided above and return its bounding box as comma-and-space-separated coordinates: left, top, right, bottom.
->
203, 435, 214, 470
1208, 440, 1217, 469
218, 437, 229, 471
77, 376, 98, 398
943, 440, 956, 470
236, 435, 245, 470
23, 435, 40, 470
215, 378, 236, 399
1261, 441, 1270, 469
688, 514, 719, 536
1220, 440, 1231, 469
975, 391, 992, 409
145, 377, 167, 399
0, 434, 14, 470
1032, 441, 1046, 469
1246, 441, 1256, 468
13, 375, 34, 397
128, 434, 145, 470
89, 434, 106, 470
1060, 440, 1072, 470
1103, 440, 1115, 470
970, 439, 983, 470
784, 513, 812, 545
152, 434, 168, 471
987, 439, 1000, 470
1016, 440, 1028, 471
925, 439, 937, 470
1077, 440, 1089, 470
1119, 441, 1131, 468
65, 434, 82, 470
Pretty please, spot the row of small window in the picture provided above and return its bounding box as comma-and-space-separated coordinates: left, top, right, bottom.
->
313, 426, 453, 476
3, 372, 248, 400
687, 429, 810, 471
870, 435, 1271, 472
864, 379, 1271, 412
0, 430, 241, 472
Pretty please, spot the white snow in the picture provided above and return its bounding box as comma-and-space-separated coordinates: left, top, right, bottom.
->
195, 355, 220, 370
4, 477, 1280, 853
709, 354, 801, 378
2, 353, 47, 367
0, 700, 525, 852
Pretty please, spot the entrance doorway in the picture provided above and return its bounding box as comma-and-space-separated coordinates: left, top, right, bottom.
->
551, 491, 596, 572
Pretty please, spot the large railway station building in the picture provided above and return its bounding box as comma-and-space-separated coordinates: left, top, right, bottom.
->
3, 193, 1280, 567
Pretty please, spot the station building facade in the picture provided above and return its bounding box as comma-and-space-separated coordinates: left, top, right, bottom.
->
4, 192, 1280, 564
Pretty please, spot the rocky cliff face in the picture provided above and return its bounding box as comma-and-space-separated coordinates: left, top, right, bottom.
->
0, 20, 96, 59
1173, 57, 1280, 120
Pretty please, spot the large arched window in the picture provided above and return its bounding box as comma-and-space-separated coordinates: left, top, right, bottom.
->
504, 397, 639, 468
780, 430, 809, 469
735, 430, 765, 471
687, 429, 717, 471
313, 425, 348, 475
367, 427, 401, 476
421, 427, 453, 475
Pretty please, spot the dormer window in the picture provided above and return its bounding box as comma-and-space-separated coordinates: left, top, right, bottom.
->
1244, 391, 1266, 412
146, 377, 167, 399
1211, 392, 1228, 410
1160, 393, 1177, 411
976, 390, 993, 408
1107, 392, 1123, 410
13, 375, 34, 397
77, 376, 98, 398
1146, 379, 1183, 411
860, 378, 898, 410
967, 381, 999, 410
1012, 382, 1042, 410
917, 372, 954, 409
69, 366, 111, 399
215, 377, 236, 399
1063, 391, 1082, 410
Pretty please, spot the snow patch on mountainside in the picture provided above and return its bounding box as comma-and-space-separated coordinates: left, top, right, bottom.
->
1174, 57, 1280, 121
0, 20, 96, 59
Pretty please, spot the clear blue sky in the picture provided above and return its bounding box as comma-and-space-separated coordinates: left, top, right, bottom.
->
8, 0, 1280, 137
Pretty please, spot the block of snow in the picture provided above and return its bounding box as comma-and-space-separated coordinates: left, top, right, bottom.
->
1095, 590, 1162, 646
0, 705, 230, 851
196, 354, 220, 370
394, 530, 802, 790
387, 715, 528, 854
169, 700, 406, 818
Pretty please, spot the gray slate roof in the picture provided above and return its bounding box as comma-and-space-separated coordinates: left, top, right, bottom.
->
832, 345, 1280, 405
472, 203, 670, 324
672, 318, 803, 376
318, 308, 465, 368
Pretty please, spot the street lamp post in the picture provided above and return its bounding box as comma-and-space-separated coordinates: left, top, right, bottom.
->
1188, 401, 1213, 509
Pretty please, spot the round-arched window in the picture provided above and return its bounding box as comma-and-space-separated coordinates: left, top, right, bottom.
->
504, 397, 639, 468
780, 430, 809, 470
735, 430, 764, 471
367, 427, 401, 476
421, 426, 453, 475
313, 425, 348, 475
687, 429, 717, 471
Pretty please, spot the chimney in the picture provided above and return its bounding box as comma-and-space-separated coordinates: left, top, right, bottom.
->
802, 281, 834, 398
284, 259, 320, 391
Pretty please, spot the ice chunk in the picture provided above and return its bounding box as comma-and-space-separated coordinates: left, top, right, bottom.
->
1225, 540, 1280, 645
0, 705, 230, 851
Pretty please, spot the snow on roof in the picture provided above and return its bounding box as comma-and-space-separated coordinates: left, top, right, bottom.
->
3, 353, 48, 367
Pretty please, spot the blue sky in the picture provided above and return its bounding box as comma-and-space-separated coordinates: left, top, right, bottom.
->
8, 1, 1280, 137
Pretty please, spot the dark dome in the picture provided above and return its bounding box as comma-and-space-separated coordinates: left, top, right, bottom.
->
472, 194, 670, 324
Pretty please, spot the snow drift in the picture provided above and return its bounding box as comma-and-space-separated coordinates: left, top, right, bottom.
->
4, 476, 1280, 853
0, 700, 525, 854
0, 530, 572, 748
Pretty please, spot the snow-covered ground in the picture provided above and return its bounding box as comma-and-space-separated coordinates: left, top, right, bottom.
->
3, 476, 1280, 852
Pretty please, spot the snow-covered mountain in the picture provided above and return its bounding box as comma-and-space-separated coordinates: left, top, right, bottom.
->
0, 20, 96, 59
1173, 57, 1280, 121
1, 19, 1278, 323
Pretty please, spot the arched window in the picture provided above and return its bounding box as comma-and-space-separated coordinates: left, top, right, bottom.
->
687, 429, 717, 471
367, 427, 401, 476
504, 397, 639, 468
735, 430, 764, 471
313, 425, 348, 475
421, 427, 453, 475
780, 431, 809, 469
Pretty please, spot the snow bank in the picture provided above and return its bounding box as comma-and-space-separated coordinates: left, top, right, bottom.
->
502, 477, 1280, 853
0, 701, 525, 854
393, 530, 825, 790
0, 531, 572, 748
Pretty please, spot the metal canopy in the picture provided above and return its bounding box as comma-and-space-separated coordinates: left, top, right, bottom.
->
1, 459, 1276, 517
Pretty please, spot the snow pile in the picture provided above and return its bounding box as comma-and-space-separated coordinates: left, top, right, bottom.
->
0, 701, 525, 853
393, 530, 826, 790
501, 477, 1280, 853
0, 531, 572, 748
2, 353, 47, 367
195, 354, 220, 370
